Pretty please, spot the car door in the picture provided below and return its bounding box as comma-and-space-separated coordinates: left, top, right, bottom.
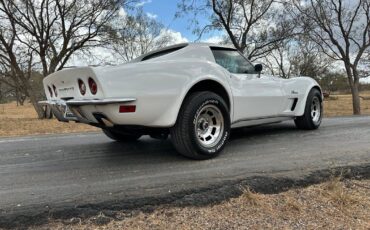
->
211, 48, 285, 122
230, 73, 285, 121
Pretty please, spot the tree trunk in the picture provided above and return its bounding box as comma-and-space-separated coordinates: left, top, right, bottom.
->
15, 87, 20, 106
345, 65, 361, 115
45, 105, 53, 119
21, 78, 45, 118
28, 91, 45, 119
350, 84, 361, 115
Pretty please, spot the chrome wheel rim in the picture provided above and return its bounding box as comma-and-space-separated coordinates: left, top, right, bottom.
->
194, 105, 224, 148
311, 97, 321, 123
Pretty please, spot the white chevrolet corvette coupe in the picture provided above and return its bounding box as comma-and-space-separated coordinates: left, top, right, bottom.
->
41, 43, 323, 159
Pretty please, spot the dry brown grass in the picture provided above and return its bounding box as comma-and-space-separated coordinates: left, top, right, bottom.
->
35, 179, 370, 230
0, 102, 98, 137
324, 91, 370, 117
1, 91, 370, 137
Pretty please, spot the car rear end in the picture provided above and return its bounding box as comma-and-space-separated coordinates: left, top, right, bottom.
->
40, 66, 137, 127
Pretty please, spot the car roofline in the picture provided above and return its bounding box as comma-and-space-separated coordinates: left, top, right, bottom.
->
132, 42, 237, 62
191, 42, 237, 50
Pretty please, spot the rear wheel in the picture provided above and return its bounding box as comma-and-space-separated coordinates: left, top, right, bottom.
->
102, 129, 141, 142
170, 91, 230, 160
295, 88, 323, 130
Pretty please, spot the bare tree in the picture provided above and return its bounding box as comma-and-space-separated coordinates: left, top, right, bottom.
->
262, 36, 333, 79
289, 37, 333, 79
178, 0, 297, 61
0, 0, 133, 117
107, 8, 177, 62
293, 0, 370, 114
0, 11, 42, 113
263, 40, 293, 78
358, 51, 370, 79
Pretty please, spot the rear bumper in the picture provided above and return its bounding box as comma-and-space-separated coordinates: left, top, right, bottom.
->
38, 98, 136, 123
66, 98, 136, 106
38, 99, 77, 122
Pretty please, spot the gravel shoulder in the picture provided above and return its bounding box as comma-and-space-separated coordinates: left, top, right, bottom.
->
36, 177, 370, 230
2, 164, 370, 229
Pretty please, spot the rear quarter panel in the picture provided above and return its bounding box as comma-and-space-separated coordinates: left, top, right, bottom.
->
92, 60, 232, 127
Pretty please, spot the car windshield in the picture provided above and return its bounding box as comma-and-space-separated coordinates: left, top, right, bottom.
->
211, 48, 255, 74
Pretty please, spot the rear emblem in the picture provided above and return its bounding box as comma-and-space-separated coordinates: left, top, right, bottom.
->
59, 86, 74, 92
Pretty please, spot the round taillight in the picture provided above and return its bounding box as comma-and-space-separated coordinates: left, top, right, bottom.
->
88, 77, 97, 95
48, 86, 53, 97
52, 85, 58, 97
78, 79, 86, 95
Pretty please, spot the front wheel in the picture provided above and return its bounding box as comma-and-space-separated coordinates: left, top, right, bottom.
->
295, 88, 323, 130
170, 91, 230, 160
102, 129, 142, 142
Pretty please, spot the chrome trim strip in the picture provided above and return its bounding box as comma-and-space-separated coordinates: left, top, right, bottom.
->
66, 98, 136, 106
232, 115, 294, 125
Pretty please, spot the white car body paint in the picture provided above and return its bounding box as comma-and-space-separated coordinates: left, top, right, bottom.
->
42, 43, 321, 129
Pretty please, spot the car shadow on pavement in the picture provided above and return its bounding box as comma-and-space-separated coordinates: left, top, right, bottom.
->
229, 121, 299, 141
97, 121, 301, 163
100, 138, 186, 162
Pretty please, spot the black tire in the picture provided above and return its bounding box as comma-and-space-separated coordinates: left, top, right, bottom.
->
295, 88, 323, 130
102, 129, 141, 142
170, 91, 230, 160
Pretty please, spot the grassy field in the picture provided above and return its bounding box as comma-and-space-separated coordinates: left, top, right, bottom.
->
324, 93, 370, 116
0, 102, 98, 137
35, 178, 370, 229
1, 92, 370, 137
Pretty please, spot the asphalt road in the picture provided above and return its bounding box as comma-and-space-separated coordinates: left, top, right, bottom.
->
1, 116, 370, 225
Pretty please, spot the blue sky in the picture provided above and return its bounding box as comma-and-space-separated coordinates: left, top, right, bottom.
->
138, 0, 221, 42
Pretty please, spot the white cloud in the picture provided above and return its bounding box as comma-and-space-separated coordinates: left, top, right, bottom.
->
158, 29, 189, 44
118, 7, 127, 17
202, 35, 224, 44
360, 76, 370, 84
146, 12, 157, 19
135, 0, 152, 7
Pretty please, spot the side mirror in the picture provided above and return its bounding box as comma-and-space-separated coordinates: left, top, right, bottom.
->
254, 64, 263, 73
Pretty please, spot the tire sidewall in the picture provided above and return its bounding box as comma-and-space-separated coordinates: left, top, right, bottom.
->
306, 90, 323, 128
188, 95, 230, 156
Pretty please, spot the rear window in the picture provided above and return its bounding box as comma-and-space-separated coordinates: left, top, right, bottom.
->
142, 45, 187, 61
